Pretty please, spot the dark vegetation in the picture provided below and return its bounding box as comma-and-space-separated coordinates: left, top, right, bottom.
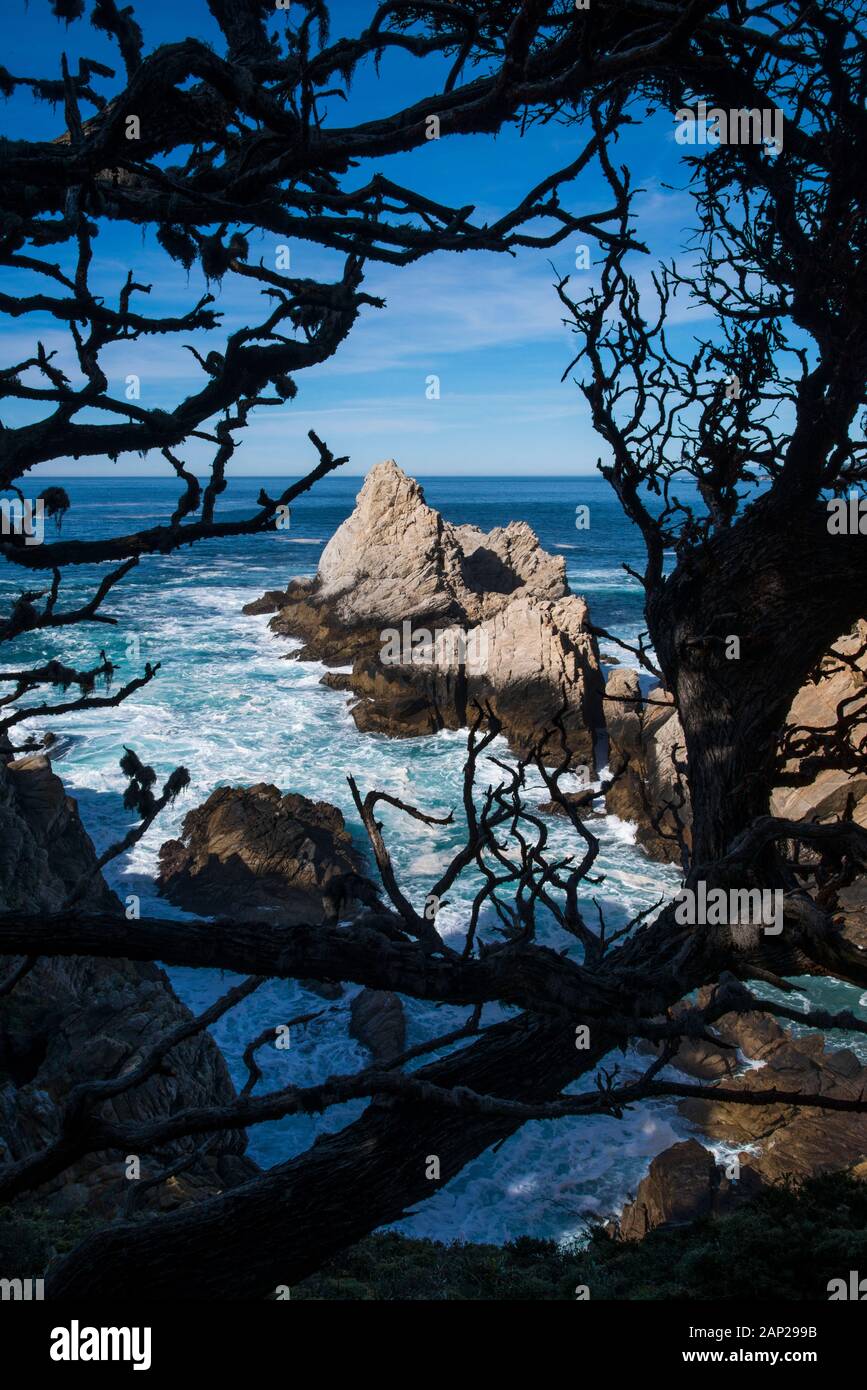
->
282, 1173, 867, 1300
6, 1171, 867, 1301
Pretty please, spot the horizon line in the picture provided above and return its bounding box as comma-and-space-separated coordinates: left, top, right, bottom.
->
25, 470, 610, 480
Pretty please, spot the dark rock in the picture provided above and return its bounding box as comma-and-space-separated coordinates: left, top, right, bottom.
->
349, 988, 405, 1061
242, 587, 293, 616
158, 783, 380, 925
320, 672, 353, 692
538, 788, 597, 818
613, 1139, 766, 1241
301, 978, 344, 1000
0, 756, 256, 1220
0, 754, 118, 916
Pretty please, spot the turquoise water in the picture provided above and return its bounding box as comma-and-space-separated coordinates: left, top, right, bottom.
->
3, 474, 864, 1243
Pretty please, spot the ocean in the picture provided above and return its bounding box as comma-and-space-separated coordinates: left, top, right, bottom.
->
3, 473, 864, 1245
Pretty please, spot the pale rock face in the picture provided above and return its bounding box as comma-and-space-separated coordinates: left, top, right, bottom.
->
604, 671, 689, 864
463, 595, 602, 766
254, 459, 602, 768
643, 691, 687, 813
453, 520, 567, 621
603, 620, 867, 863
603, 667, 642, 760
771, 620, 867, 826
317, 462, 465, 623
316, 460, 568, 627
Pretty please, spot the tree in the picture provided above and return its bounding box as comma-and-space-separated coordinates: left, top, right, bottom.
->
1, 0, 866, 1300
557, 1, 867, 869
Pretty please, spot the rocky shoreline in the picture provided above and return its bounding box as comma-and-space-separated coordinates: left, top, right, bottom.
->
614, 992, 867, 1240
4, 462, 867, 1251
602, 622, 867, 867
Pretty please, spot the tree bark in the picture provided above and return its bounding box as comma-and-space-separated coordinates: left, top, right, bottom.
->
649, 497, 867, 865
39, 886, 867, 1299
45, 1013, 608, 1299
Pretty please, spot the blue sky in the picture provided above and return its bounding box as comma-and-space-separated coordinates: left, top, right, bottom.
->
2, 0, 710, 477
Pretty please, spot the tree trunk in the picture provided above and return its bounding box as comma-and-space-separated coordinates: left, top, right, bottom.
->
648, 497, 867, 866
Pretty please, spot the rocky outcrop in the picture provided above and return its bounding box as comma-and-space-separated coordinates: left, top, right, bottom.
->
246, 461, 604, 770
349, 988, 406, 1061
612, 1139, 765, 1241
618, 991, 867, 1239
249, 463, 565, 660
0, 752, 118, 916
603, 669, 690, 863
158, 784, 381, 925
630, 988, 867, 1207
302, 463, 566, 634
770, 620, 867, 827
0, 752, 254, 1220
602, 620, 867, 863
671, 998, 867, 1185
347, 593, 603, 770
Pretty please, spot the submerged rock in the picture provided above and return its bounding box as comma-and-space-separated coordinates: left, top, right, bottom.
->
157, 783, 381, 924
